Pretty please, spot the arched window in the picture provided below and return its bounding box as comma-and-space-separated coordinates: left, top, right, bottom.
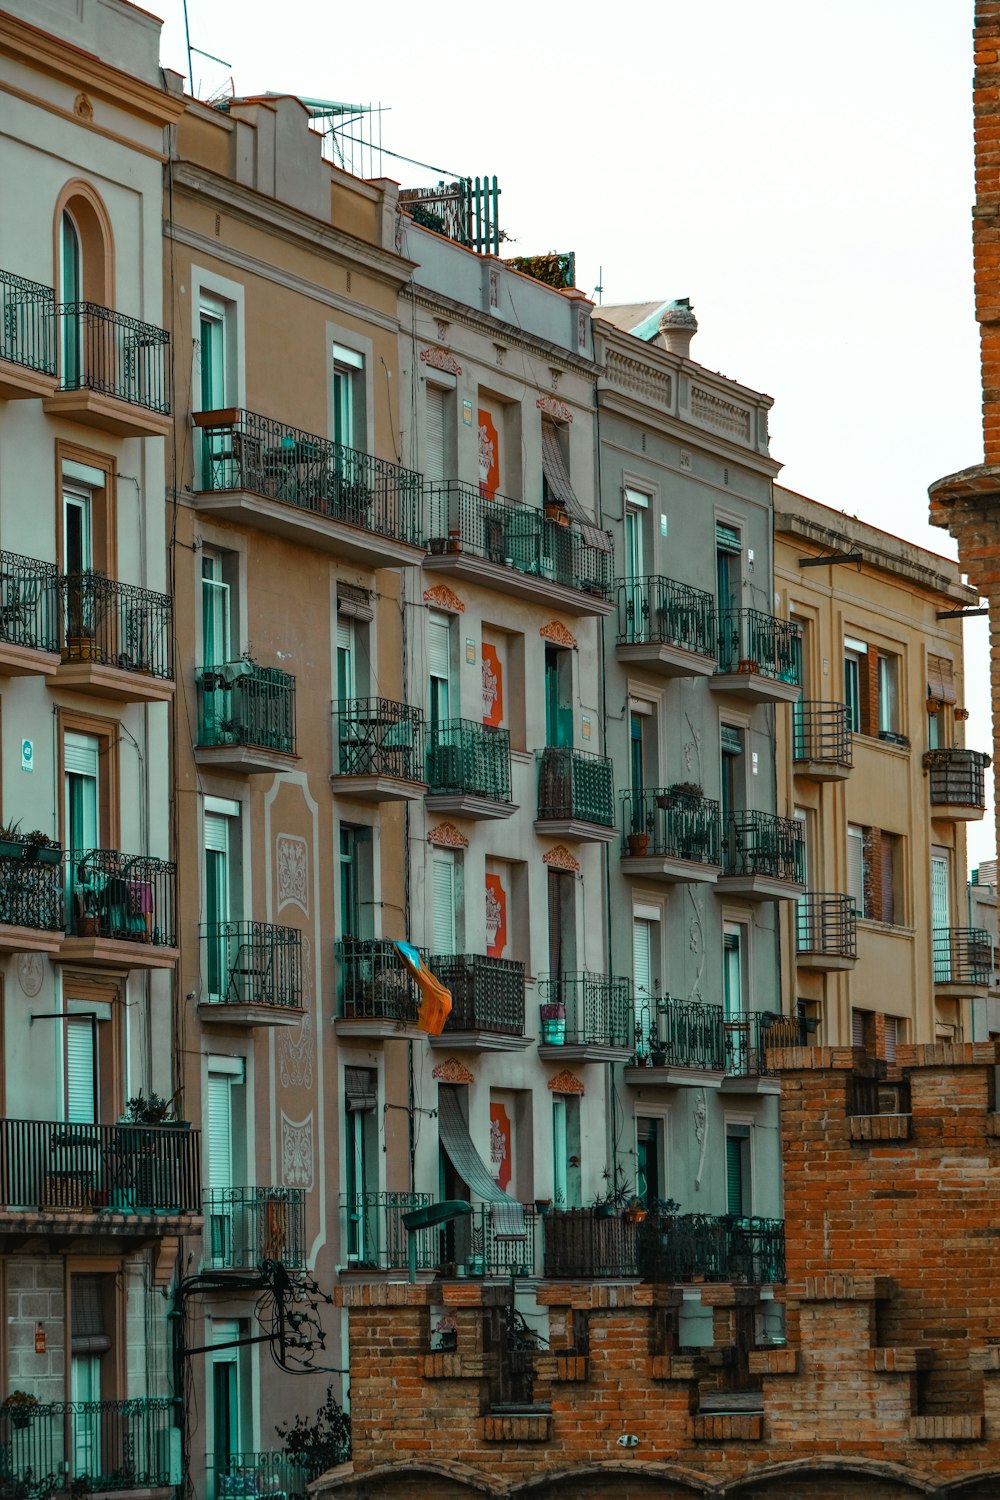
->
60, 208, 83, 386
53, 182, 113, 390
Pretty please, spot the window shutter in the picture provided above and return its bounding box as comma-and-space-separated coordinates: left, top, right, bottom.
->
847, 826, 865, 916
851, 1009, 866, 1048
205, 812, 230, 856
432, 852, 456, 956
633, 919, 652, 1003
927, 654, 957, 705
931, 855, 950, 930
64, 733, 99, 777
716, 522, 742, 554
425, 386, 446, 484
881, 836, 895, 925
884, 1016, 898, 1063
725, 1136, 744, 1216
207, 1073, 234, 1191
540, 420, 579, 511
720, 725, 743, 756
428, 613, 451, 681
66, 1019, 96, 1124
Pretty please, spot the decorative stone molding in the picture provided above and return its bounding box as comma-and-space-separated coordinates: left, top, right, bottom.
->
432, 1058, 476, 1084
691, 385, 752, 442
73, 93, 94, 121
605, 348, 672, 408
547, 1069, 585, 1096
427, 822, 470, 850
536, 394, 573, 424
420, 346, 461, 376
423, 584, 465, 614
276, 834, 308, 914
542, 844, 581, 874
539, 620, 577, 650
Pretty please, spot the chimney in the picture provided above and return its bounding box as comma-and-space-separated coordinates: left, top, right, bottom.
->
659, 298, 698, 359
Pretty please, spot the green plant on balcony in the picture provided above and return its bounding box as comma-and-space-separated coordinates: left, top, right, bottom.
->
120, 1090, 181, 1125
656, 782, 703, 809
2, 1391, 38, 1430
593, 1162, 632, 1218
0, 821, 22, 859
275, 1384, 352, 1480
23, 830, 61, 865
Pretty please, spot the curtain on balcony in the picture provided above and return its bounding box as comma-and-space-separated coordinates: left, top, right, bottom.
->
437, 1087, 525, 1238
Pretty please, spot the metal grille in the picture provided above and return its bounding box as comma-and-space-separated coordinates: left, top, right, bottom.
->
0, 1396, 177, 1494
199, 662, 296, 754
205, 1186, 306, 1270
796, 893, 857, 958
58, 301, 170, 413
634, 1214, 786, 1285
923, 748, 990, 809
716, 608, 801, 682
722, 810, 804, 883
538, 973, 631, 1048
200, 921, 303, 1009
66, 849, 175, 947
636, 997, 727, 1071
426, 718, 511, 800
932, 926, 993, 984
333, 696, 423, 782
208, 1451, 316, 1499
0, 843, 63, 932
615, 574, 715, 655
0, 268, 55, 374
59, 573, 172, 680
793, 700, 852, 765
429, 954, 525, 1036
0, 549, 59, 653
0, 1117, 200, 1214
537, 746, 614, 826
336, 938, 420, 1023
621, 786, 721, 863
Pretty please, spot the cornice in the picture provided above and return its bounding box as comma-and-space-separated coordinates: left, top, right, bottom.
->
404, 285, 601, 379
775, 511, 974, 604
593, 317, 774, 410
597, 387, 782, 479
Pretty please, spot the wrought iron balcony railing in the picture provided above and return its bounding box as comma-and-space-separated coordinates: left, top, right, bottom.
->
200, 921, 303, 1009
427, 481, 613, 598
538, 973, 632, 1049
615, 574, 716, 656
796, 893, 857, 959
336, 938, 420, 1024
0, 268, 56, 374
205, 1186, 306, 1270
429, 953, 525, 1036
0, 1116, 200, 1214
196, 408, 423, 546
621, 787, 721, 864
342, 1192, 536, 1276
922, 748, 990, 809
0, 1396, 176, 1495
58, 302, 170, 413
66, 849, 175, 947
716, 608, 801, 682
333, 696, 424, 783
722, 810, 804, 884
537, 745, 614, 826
634, 997, 727, 1071
209, 1451, 318, 1500
60, 572, 172, 679
724, 1010, 801, 1077
543, 1209, 785, 1284
426, 718, 511, 801
0, 838, 64, 933
198, 661, 295, 755
932, 926, 993, 985
0, 549, 59, 653
793, 700, 852, 766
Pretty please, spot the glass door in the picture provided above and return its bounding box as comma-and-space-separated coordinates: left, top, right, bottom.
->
205, 811, 232, 998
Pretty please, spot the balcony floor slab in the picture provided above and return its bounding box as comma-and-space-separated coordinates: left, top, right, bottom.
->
334, 1017, 425, 1041
191, 488, 424, 568
0, 1208, 203, 1253
52, 661, 174, 704
426, 792, 516, 820
423, 552, 613, 618
0, 360, 58, 401
796, 951, 856, 972
428, 1030, 534, 1052
720, 1076, 782, 1095
538, 1043, 632, 1063
934, 981, 991, 1000
714, 875, 804, 902
793, 758, 852, 783
198, 1001, 305, 1028
43, 389, 172, 439
332, 773, 428, 803
534, 817, 617, 844
0, 642, 59, 677
929, 802, 987, 822
710, 673, 801, 704
624, 1066, 725, 1090
58, 937, 178, 970
621, 854, 721, 884
196, 744, 298, 776
0, 924, 62, 955
615, 641, 716, 678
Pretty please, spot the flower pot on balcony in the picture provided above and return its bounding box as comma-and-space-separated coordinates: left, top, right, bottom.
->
540, 1002, 566, 1045
428, 537, 449, 555
448, 529, 463, 554
78, 915, 100, 937
737, 658, 759, 675
627, 833, 651, 857
534, 1198, 552, 1215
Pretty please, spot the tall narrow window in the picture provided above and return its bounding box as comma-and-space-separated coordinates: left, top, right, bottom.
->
61, 209, 83, 387
207, 1056, 245, 1265
552, 1096, 581, 1208
715, 523, 742, 615
333, 344, 364, 450
201, 553, 232, 669
633, 915, 654, 1051
66, 1017, 97, 1124
725, 1125, 751, 1217
544, 645, 573, 748
432, 849, 457, 957
720, 725, 744, 821
932, 848, 951, 981
339, 825, 371, 939
635, 1117, 664, 1206
723, 926, 744, 1020
337, 616, 355, 703
877, 653, 900, 735
205, 800, 240, 997
844, 639, 867, 734
428, 612, 452, 729
70, 1275, 112, 1479
345, 1066, 378, 1260
425, 385, 448, 483
847, 824, 866, 918
547, 870, 576, 987
623, 490, 649, 641
211, 1318, 247, 1473
64, 732, 100, 852
199, 297, 228, 411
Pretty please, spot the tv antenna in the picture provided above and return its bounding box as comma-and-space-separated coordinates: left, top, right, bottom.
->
181, 0, 232, 97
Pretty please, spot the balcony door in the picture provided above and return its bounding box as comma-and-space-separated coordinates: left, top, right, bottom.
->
932, 849, 951, 981
60, 208, 83, 388
635, 1116, 664, 1207
66, 1016, 97, 1124
544, 645, 572, 749
726, 1124, 752, 1217
205, 801, 241, 999
207, 1058, 245, 1266
210, 1318, 249, 1483
624, 490, 648, 641
794, 807, 809, 947
345, 1068, 377, 1262
333, 343, 364, 451
432, 850, 456, 959
64, 733, 100, 855
633, 914, 655, 1055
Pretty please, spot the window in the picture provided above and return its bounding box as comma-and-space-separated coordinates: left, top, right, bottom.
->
210, 1317, 250, 1475
64, 732, 100, 853
847, 824, 866, 918
66, 1015, 97, 1124
544, 644, 573, 748
931, 849, 951, 980
201, 550, 235, 671
877, 652, 901, 736
843, 638, 867, 734
428, 611, 452, 729
71, 1273, 116, 1477
849, 825, 902, 925
552, 1096, 581, 1209
720, 724, 745, 820
541, 419, 578, 513
636, 1116, 666, 1207
206, 1055, 246, 1264
927, 654, 957, 749
715, 522, 742, 615
60, 208, 83, 386
345, 1066, 378, 1260
723, 925, 745, 1020
432, 848, 458, 957
204, 799, 242, 997
725, 1124, 752, 1217
333, 343, 364, 451
339, 824, 372, 940
546, 869, 577, 990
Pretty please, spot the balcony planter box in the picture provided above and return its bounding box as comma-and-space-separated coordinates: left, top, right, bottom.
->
737, 658, 759, 675
0, 839, 23, 860
540, 1003, 566, 1045
627, 833, 651, 857
428, 537, 449, 555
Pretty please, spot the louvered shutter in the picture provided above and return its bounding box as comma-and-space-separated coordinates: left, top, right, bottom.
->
336, 617, 354, 702
847, 826, 865, 917
432, 852, 456, 957
716, 523, 742, 553
66, 1019, 96, 1124
207, 1073, 234, 1191
851, 1009, 866, 1048
725, 1136, 744, 1217
633, 920, 652, 1004
884, 1016, 898, 1063
428, 613, 450, 679
931, 854, 950, 929
425, 386, 446, 484
64, 733, 99, 776
881, 837, 895, 925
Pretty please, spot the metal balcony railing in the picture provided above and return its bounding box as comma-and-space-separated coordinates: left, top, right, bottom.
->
635, 1214, 786, 1285
796, 893, 857, 959
200, 921, 303, 1009
716, 608, 801, 682
0, 838, 64, 933
722, 810, 804, 884
426, 718, 511, 801
198, 661, 296, 755
196, 408, 423, 546
342, 1192, 535, 1276
0, 268, 56, 374
59, 572, 173, 679
0, 549, 59, 653
537, 745, 614, 826
538, 973, 632, 1049
66, 849, 175, 947
0, 1116, 200, 1214
0, 1396, 177, 1495
543, 1208, 641, 1278
621, 786, 721, 864
205, 1186, 306, 1270
793, 700, 852, 766
429, 953, 525, 1036
208, 1451, 317, 1500
932, 926, 993, 985
923, 748, 990, 809
615, 574, 716, 656
724, 1011, 802, 1077
58, 302, 170, 414
635, 997, 727, 1071
336, 938, 420, 1023
333, 696, 424, 783
426, 481, 613, 598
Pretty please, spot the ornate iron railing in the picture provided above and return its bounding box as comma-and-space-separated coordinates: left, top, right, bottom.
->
426, 718, 511, 801
198, 661, 295, 755
723, 1011, 801, 1077
0, 1396, 177, 1495
716, 608, 801, 682
634, 997, 727, 1071
537, 746, 614, 826
796, 893, 857, 959
336, 938, 420, 1023
205, 1186, 306, 1270
923, 748, 990, 809
636, 1214, 786, 1285
200, 921, 303, 1009
195, 408, 423, 546
209, 1450, 318, 1499
932, 926, 993, 985
537, 973, 632, 1049
0, 549, 59, 653
58, 302, 170, 413
793, 700, 852, 766
426, 481, 613, 598
621, 786, 721, 864
59, 572, 173, 679
66, 849, 175, 947
429, 954, 525, 1036
342, 1192, 536, 1275
0, 841, 64, 933
722, 810, 804, 884
0, 268, 56, 374
0, 1117, 200, 1214
333, 697, 424, 783
543, 1208, 641, 1279
615, 574, 715, 656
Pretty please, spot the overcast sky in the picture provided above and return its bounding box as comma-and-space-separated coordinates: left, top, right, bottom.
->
156, 0, 994, 868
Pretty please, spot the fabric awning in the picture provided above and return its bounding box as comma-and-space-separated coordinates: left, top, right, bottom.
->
580, 522, 612, 554
541, 420, 578, 510
927, 653, 957, 704
345, 1067, 377, 1113
437, 1087, 525, 1238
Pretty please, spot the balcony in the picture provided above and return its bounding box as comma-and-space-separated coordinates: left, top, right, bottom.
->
712, 609, 801, 703
43, 302, 171, 437
933, 926, 993, 997
0, 836, 64, 954
796, 893, 857, 971
335, 938, 422, 1038
542, 1208, 785, 1285
208, 1452, 314, 1500
426, 954, 528, 1051
192, 408, 424, 567
197, 660, 296, 773
537, 973, 632, 1062
424, 482, 614, 617
205, 1186, 306, 1270
0, 550, 60, 676
343, 1191, 537, 1277
793, 701, 853, 781
0, 269, 57, 399
535, 746, 615, 842
626, 997, 726, 1084
0, 1396, 177, 1495
614, 575, 717, 677
425, 718, 514, 819
0, 1116, 200, 1247
332, 697, 426, 802
923, 748, 990, 821
722, 1010, 798, 1093
716, 810, 805, 900
199, 921, 304, 1027
620, 787, 722, 883
55, 573, 173, 703
64, 849, 177, 969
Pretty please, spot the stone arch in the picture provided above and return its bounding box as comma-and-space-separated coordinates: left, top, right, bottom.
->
723, 1456, 938, 1498
312, 1460, 501, 1497
54, 178, 115, 306
511, 1461, 710, 1496
942, 1474, 1000, 1498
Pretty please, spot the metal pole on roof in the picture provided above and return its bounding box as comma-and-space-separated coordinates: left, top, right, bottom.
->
181, 0, 194, 95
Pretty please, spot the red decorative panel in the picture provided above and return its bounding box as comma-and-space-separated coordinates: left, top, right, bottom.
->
485, 873, 507, 958
482, 642, 503, 727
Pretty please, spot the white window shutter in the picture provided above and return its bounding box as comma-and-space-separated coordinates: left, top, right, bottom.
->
425, 387, 446, 484
847, 826, 865, 916
428, 613, 451, 681
207, 1073, 233, 1191
633, 919, 652, 1003
432, 853, 456, 956
66, 1019, 96, 1124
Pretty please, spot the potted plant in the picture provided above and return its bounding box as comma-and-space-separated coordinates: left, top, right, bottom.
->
24, 831, 62, 866
627, 824, 651, 857
594, 1164, 631, 1218
3, 1392, 38, 1430
534, 1197, 552, 1216
624, 1195, 648, 1224
539, 1002, 566, 1045
119, 1090, 185, 1127
0, 822, 23, 860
